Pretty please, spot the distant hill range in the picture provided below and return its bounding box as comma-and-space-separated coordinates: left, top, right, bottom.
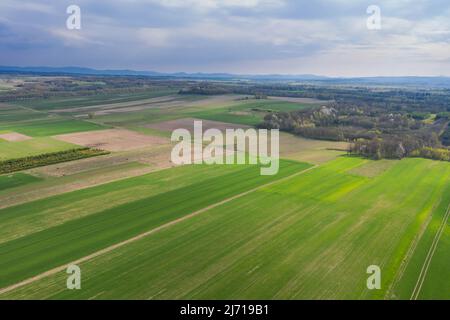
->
1, 65, 450, 87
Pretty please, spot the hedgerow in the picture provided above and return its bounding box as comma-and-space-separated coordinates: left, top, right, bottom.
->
0, 148, 109, 174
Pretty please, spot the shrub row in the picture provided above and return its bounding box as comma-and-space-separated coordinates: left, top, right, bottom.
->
0, 148, 109, 174
410, 147, 450, 162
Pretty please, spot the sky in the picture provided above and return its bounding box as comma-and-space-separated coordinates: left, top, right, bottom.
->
0, 0, 450, 76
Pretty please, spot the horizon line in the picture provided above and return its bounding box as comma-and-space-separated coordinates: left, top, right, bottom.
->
1, 65, 449, 79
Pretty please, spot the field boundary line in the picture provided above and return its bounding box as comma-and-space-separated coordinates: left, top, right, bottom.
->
410, 203, 450, 300
384, 188, 446, 299
0, 164, 318, 295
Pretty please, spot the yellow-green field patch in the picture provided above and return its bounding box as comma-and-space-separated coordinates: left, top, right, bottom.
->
279, 133, 349, 164
347, 159, 397, 178
0, 137, 79, 161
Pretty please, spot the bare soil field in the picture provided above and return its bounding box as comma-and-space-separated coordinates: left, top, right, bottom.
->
279, 133, 349, 164
31, 144, 174, 177
54, 129, 169, 152
146, 118, 251, 133
0, 132, 32, 142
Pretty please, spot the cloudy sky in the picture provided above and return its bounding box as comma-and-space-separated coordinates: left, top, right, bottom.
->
1, 0, 450, 76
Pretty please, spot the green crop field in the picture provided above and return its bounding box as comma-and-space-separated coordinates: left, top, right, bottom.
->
0, 104, 108, 159
0, 164, 273, 244
13, 90, 179, 110
0, 106, 47, 124
1, 118, 106, 137
190, 100, 315, 126
0, 160, 308, 290
0, 137, 79, 161
87, 96, 316, 129
0, 173, 42, 191
390, 183, 450, 300
0, 157, 449, 299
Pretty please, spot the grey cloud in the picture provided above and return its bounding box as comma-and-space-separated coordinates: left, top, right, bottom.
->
0, 0, 449, 75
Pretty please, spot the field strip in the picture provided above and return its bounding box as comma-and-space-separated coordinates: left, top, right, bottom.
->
410, 203, 450, 300
0, 164, 318, 295
384, 201, 438, 299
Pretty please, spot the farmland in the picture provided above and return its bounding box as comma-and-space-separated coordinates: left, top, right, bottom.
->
0, 118, 106, 137
0, 104, 108, 160
11, 89, 179, 111
0, 157, 449, 299
0, 137, 78, 161
0, 160, 309, 289
0, 77, 449, 300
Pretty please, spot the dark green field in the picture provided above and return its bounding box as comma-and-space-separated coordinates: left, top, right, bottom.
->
1, 119, 105, 137
0, 173, 42, 191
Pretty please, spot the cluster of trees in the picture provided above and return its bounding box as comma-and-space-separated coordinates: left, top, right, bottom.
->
410, 147, 450, 161
0, 148, 109, 174
179, 83, 230, 95
259, 102, 426, 142
442, 125, 450, 146
181, 81, 450, 114
349, 133, 441, 160
259, 91, 450, 161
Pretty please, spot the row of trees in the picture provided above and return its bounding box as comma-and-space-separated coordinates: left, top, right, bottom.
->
442, 123, 450, 146
410, 147, 450, 161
